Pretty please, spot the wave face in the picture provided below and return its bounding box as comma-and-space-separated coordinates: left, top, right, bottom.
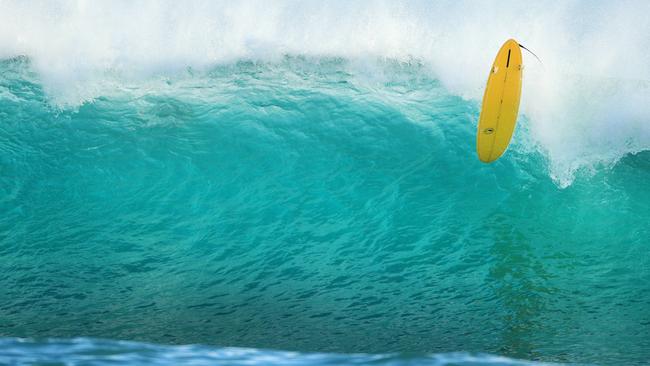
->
1, 2, 650, 366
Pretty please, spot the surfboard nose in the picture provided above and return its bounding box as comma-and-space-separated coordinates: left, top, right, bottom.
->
476, 39, 524, 163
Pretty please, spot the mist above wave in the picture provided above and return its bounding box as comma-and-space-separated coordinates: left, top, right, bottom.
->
1, 0, 649, 185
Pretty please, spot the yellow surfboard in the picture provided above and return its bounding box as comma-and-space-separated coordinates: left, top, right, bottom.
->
477, 39, 523, 163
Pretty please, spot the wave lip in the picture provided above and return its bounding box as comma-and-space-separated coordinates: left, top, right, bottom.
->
2, 0, 650, 185
0, 337, 569, 366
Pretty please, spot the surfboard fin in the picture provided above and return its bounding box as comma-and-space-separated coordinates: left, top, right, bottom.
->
518, 43, 542, 65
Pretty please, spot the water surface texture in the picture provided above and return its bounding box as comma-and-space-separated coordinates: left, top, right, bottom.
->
0, 338, 564, 366
1, 1, 650, 366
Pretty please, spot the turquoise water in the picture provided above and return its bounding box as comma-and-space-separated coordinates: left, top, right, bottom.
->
1, 56, 649, 365
2, 1, 650, 365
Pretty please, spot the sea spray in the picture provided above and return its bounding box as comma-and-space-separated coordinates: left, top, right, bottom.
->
2, 0, 649, 184
1, 2, 649, 366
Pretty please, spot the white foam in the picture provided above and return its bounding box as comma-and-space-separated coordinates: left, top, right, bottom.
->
2, 0, 649, 185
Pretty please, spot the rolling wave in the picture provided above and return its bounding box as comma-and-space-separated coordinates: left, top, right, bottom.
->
1, 2, 650, 366
1, 1, 649, 183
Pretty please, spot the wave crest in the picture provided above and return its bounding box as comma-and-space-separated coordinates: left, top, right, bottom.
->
1, 0, 649, 185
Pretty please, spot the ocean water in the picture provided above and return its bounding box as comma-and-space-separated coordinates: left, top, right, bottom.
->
1, 1, 649, 366
0, 338, 564, 366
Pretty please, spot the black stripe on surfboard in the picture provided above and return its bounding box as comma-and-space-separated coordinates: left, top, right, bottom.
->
506, 49, 511, 67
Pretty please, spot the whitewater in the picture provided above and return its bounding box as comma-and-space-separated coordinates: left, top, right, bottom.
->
2, 0, 650, 185
1, 1, 649, 365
